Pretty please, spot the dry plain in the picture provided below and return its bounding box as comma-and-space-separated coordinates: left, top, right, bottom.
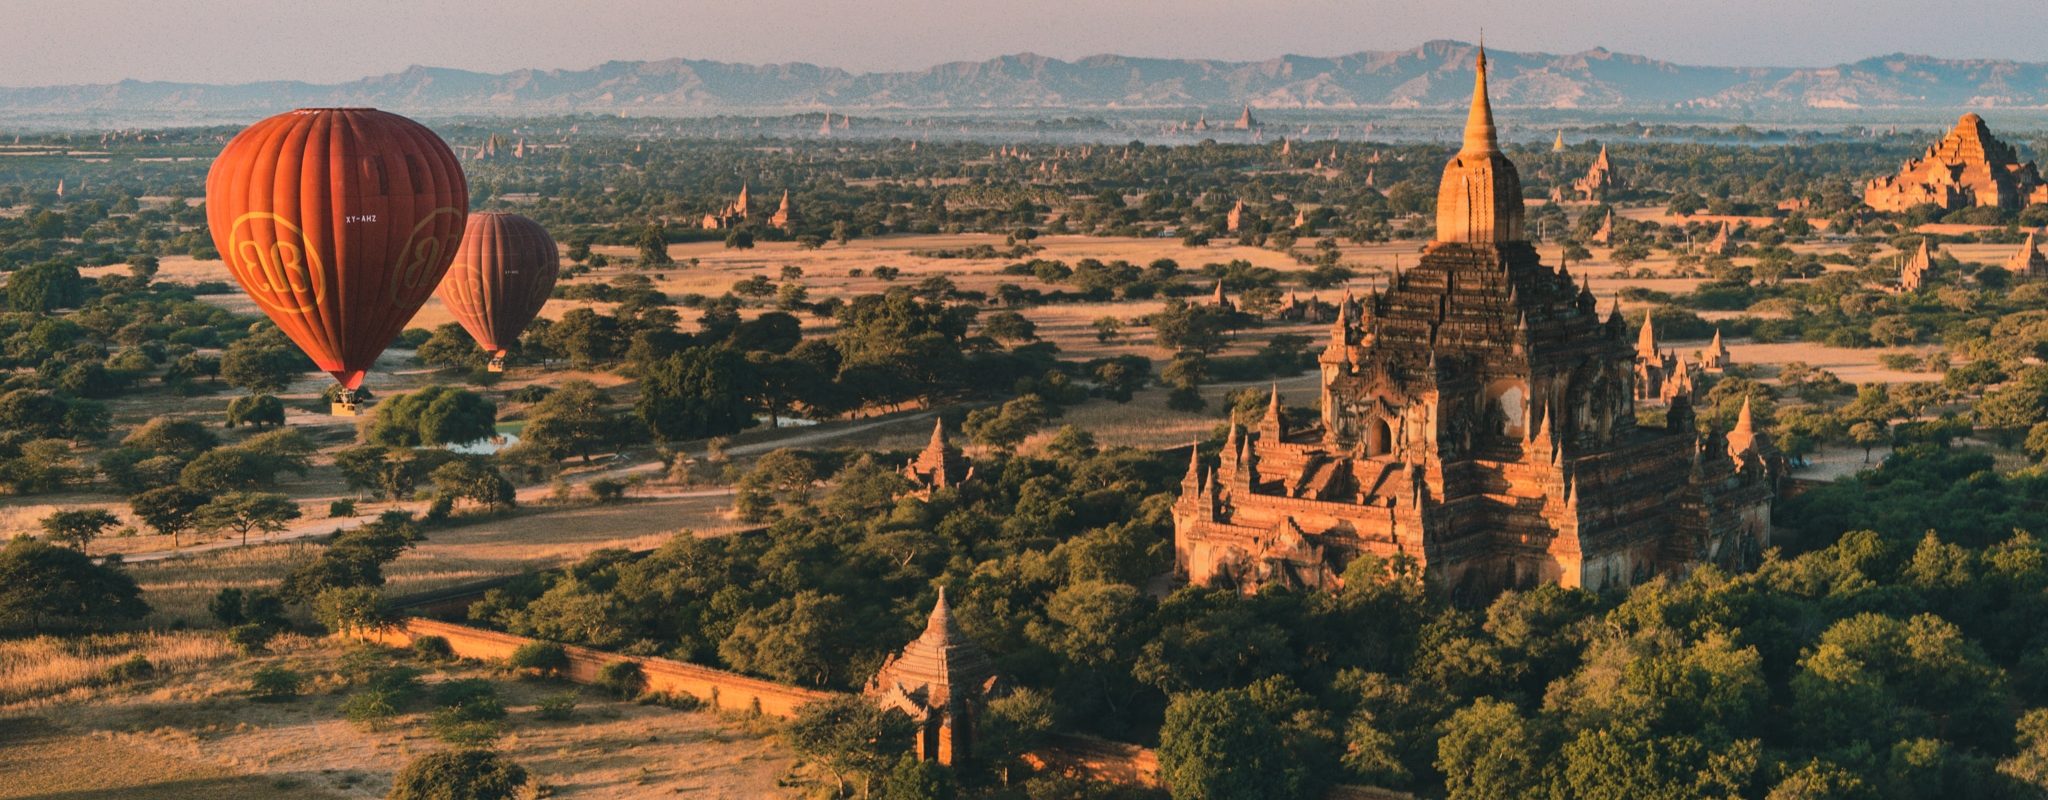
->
12, 219, 1998, 795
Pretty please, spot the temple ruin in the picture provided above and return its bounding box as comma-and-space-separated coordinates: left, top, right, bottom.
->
1170, 48, 1776, 599
866, 588, 1000, 766
1863, 113, 2048, 212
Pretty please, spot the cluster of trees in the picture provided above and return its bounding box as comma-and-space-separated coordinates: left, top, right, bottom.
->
460, 431, 2048, 799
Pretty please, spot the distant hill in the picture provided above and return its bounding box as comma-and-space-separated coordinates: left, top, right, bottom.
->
12, 41, 2048, 118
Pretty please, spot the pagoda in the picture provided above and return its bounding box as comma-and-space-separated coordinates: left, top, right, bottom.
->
866, 588, 1000, 766
1705, 222, 1734, 256
904, 419, 973, 497
1171, 47, 1775, 598
2008, 231, 2047, 280
700, 184, 752, 230
1864, 114, 2048, 212
770, 190, 793, 231
1572, 145, 1623, 201
1700, 329, 1732, 372
1900, 240, 1934, 292
1633, 315, 1687, 404
1234, 104, 1259, 130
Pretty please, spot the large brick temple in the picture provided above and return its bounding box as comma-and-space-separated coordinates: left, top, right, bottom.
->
1863, 113, 2048, 212
1172, 48, 1776, 599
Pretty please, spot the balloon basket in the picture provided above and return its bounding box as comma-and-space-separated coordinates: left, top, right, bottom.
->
330, 401, 360, 417
487, 357, 505, 373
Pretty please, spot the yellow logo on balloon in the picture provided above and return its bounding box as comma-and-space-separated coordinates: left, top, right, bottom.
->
226, 211, 324, 315
390, 206, 462, 308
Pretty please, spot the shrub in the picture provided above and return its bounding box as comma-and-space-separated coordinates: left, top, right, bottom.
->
508, 641, 571, 679
432, 678, 500, 709
430, 708, 506, 747
641, 691, 704, 711
328, 499, 357, 518
596, 660, 646, 699
389, 750, 528, 800
99, 654, 154, 684
249, 664, 303, 701
342, 688, 402, 729
430, 680, 508, 746
588, 478, 627, 503
228, 623, 277, 654
535, 691, 578, 721
411, 634, 455, 662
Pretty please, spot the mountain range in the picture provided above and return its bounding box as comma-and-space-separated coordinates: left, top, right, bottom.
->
12, 40, 2048, 119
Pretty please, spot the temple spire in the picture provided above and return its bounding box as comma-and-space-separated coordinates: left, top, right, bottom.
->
1727, 396, 1759, 460
1262, 385, 1283, 434
1460, 45, 1499, 157
1434, 41, 1523, 244
925, 586, 957, 639
1636, 314, 1658, 359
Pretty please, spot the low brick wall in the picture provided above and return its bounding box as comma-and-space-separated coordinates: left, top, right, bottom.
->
353, 617, 836, 719
355, 619, 1405, 798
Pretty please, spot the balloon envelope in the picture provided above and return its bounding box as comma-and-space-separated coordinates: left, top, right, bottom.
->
436, 212, 560, 357
205, 108, 468, 389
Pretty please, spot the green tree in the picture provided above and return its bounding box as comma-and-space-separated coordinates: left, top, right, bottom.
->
522, 380, 631, 462
636, 223, 673, 265
226, 394, 287, 428
279, 515, 420, 602
312, 585, 388, 635
2001, 709, 2048, 791
130, 485, 212, 545
979, 311, 1039, 342
638, 347, 752, 445
416, 323, 488, 371
0, 537, 147, 633
39, 508, 119, 549
6, 261, 87, 312
430, 459, 516, 511
1092, 316, 1123, 343
785, 695, 914, 798
121, 417, 218, 458
879, 754, 955, 800
977, 688, 1057, 785
963, 395, 1049, 453
219, 335, 302, 394
1437, 698, 1548, 800
718, 590, 855, 687
194, 491, 301, 546
367, 386, 498, 448
1158, 688, 1311, 800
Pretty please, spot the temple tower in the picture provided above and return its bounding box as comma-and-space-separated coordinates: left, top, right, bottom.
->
866, 589, 1000, 766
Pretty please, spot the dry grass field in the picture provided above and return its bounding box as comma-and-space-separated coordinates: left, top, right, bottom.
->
3, 635, 799, 799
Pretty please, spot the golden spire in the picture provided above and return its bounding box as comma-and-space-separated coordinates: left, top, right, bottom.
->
1461, 45, 1498, 157
1433, 41, 1523, 245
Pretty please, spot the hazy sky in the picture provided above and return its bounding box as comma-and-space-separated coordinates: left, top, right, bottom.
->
7, 0, 2048, 86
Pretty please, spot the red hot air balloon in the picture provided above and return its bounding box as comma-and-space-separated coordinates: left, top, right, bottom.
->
435, 212, 560, 372
205, 108, 468, 414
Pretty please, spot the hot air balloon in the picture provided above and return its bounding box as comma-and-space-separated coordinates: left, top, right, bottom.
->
436, 212, 559, 372
205, 108, 468, 414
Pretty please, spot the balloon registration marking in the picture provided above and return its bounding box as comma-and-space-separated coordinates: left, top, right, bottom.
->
226, 211, 324, 315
